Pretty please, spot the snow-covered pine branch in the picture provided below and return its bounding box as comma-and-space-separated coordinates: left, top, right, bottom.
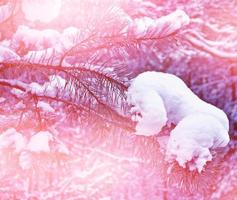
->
0, 0, 235, 198
0, 61, 135, 132
127, 71, 229, 172
0, 8, 189, 68
130, 9, 190, 40
58, 9, 190, 65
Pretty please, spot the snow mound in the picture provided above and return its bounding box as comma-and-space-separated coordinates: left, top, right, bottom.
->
37, 101, 55, 112
132, 9, 190, 38
0, 97, 5, 103
27, 131, 53, 153
0, 128, 26, 153
12, 26, 61, 52
127, 71, 230, 171
61, 27, 81, 50
166, 113, 229, 172
127, 71, 229, 134
28, 75, 66, 97
0, 45, 20, 62
26, 130, 69, 154
128, 90, 167, 136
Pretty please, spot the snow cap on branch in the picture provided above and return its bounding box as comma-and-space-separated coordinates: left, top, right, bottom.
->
0, 45, 20, 62
166, 113, 229, 172
128, 89, 167, 136
27, 131, 53, 153
0, 128, 26, 153
127, 71, 229, 135
12, 25, 61, 52
127, 71, 229, 172
131, 9, 190, 39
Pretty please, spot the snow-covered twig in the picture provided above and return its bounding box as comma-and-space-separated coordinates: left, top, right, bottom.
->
130, 9, 190, 39
60, 9, 190, 64
0, 75, 135, 132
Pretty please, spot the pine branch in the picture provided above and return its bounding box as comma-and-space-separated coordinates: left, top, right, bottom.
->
0, 61, 135, 132
59, 9, 190, 65
166, 150, 226, 197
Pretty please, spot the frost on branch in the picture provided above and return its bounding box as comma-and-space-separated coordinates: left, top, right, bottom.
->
131, 9, 190, 39
127, 71, 230, 172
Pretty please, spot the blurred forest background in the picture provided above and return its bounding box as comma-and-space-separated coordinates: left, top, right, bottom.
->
0, 0, 237, 199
